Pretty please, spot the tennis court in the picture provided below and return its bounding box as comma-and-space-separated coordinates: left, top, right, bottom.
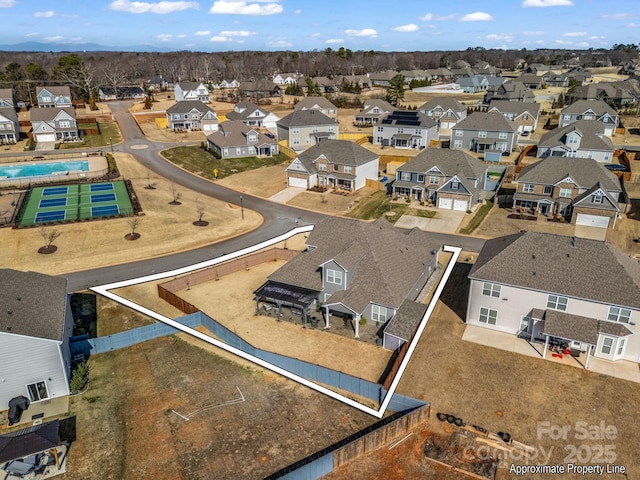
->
18, 181, 134, 226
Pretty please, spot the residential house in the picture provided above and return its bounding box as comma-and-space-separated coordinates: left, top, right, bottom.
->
338, 74, 371, 90
541, 71, 569, 88
424, 68, 454, 83
354, 99, 395, 126
276, 109, 338, 151
206, 120, 278, 159
559, 100, 619, 135
516, 74, 544, 89
145, 74, 173, 92
225, 101, 280, 132
399, 69, 429, 82
466, 232, 640, 368
294, 96, 338, 120
166, 101, 218, 132
392, 148, 488, 211
218, 79, 240, 89
35, 86, 72, 108
0, 88, 18, 143
285, 139, 379, 191
485, 81, 535, 103
299, 77, 338, 94
239, 80, 281, 100
373, 110, 438, 149
273, 72, 302, 85
536, 120, 614, 163
254, 216, 441, 341
456, 75, 489, 93
418, 97, 467, 129
30, 107, 78, 143
513, 156, 623, 228
566, 80, 640, 107
97, 86, 146, 101
0, 269, 72, 424
488, 100, 541, 133
174, 82, 210, 102
450, 111, 517, 156
368, 70, 398, 87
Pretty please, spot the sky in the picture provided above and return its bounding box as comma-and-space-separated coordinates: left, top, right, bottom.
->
0, 0, 638, 52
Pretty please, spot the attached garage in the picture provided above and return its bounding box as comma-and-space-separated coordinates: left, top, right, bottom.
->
438, 198, 452, 209
35, 133, 56, 142
288, 176, 308, 189
575, 213, 610, 228
453, 199, 469, 211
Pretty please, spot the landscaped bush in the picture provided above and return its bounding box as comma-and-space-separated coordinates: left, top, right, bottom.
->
70, 362, 89, 393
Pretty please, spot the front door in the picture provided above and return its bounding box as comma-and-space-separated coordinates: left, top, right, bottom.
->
539, 204, 549, 215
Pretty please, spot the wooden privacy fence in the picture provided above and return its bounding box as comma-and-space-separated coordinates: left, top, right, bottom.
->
158, 248, 300, 314
381, 341, 410, 391
278, 142, 297, 159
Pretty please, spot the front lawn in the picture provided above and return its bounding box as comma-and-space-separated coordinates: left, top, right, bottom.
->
58, 121, 121, 150
162, 146, 290, 180
346, 191, 436, 223
458, 200, 493, 235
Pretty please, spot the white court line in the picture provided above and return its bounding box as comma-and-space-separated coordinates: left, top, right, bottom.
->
90, 225, 461, 418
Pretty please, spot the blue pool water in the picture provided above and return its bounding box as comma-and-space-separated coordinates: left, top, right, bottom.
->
0, 160, 89, 179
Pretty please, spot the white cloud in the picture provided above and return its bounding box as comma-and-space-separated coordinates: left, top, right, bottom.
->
176, 34, 187, 38
554, 39, 573, 45
392, 24, 418, 32
43, 36, 64, 42
601, 13, 633, 19
209, 1, 283, 15
25, 32, 40, 37
325, 38, 344, 44
219, 30, 253, 36
34, 10, 55, 18
627, 23, 640, 28
419, 13, 433, 21
267, 39, 293, 48
522, 0, 573, 7
109, 0, 198, 14
460, 12, 493, 22
156, 34, 174, 41
210, 35, 231, 42
574, 41, 589, 48
345, 28, 377, 37
486, 33, 513, 42
293, 9, 301, 14
589, 35, 605, 40
0, 0, 16, 7
522, 30, 544, 36
563, 31, 586, 37
419, 12, 455, 21
194, 30, 211, 36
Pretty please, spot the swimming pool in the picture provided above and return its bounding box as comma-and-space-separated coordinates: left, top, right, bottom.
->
0, 160, 89, 179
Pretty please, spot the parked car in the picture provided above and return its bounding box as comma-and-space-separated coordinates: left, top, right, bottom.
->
521, 131, 529, 137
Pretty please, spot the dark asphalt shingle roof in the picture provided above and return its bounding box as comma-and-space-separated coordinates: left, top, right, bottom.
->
166, 100, 215, 115
517, 156, 621, 192
543, 310, 632, 344
469, 232, 640, 310
295, 139, 378, 171
277, 109, 338, 128
294, 96, 336, 110
561, 99, 617, 117
0, 269, 67, 341
383, 299, 428, 341
453, 111, 516, 132
538, 120, 614, 151
206, 120, 276, 148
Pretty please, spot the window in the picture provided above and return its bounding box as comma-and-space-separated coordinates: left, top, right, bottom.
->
248, 134, 257, 143
482, 282, 501, 298
318, 163, 327, 171
371, 305, 387, 323
523, 183, 534, 193
429, 175, 439, 185
563, 114, 571, 120
333, 164, 339, 172
415, 128, 421, 134
400, 172, 411, 181
453, 140, 462, 148
344, 165, 352, 174
544, 185, 553, 195
27, 381, 49, 402
583, 114, 593, 120
293, 137, 300, 145
293, 127, 300, 134
478, 131, 487, 138
328, 126, 335, 132
559, 188, 572, 198
608, 306, 631, 324
498, 131, 508, 139
547, 294, 568, 311
326, 269, 342, 285
455, 130, 463, 137
236, 148, 242, 155
223, 148, 228, 156
567, 135, 578, 145
601, 336, 613, 355
617, 338, 626, 356
451, 179, 459, 190
592, 194, 603, 204
397, 127, 403, 134
312, 126, 319, 133
377, 126, 384, 132
59, 121, 70, 128
479, 307, 497, 325
416, 174, 424, 183
604, 152, 611, 161
191, 113, 198, 120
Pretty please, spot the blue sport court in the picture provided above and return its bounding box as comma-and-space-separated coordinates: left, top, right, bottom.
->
42, 186, 69, 196
91, 205, 120, 216
39, 197, 68, 208
35, 210, 66, 223
91, 193, 116, 203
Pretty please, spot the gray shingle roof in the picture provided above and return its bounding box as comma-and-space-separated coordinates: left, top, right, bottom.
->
268, 217, 441, 313
397, 148, 486, 181
0, 269, 67, 341
226, 102, 268, 121
418, 97, 465, 112
383, 299, 428, 341
166, 100, 215, 115
543, 310, 632, 344
538, 120, 614, 151
36, 86, 71, 97
488, 100, 541, 117
206, 120, 276, 148
469, 232, 640, 310
561, 99, 617, 117
517, 157, 621, 192
294, 96, 336, 110
30, 106, 76, 122
277, 109, 338, 128
453, 111, 516, 132
295, 139, 378, 172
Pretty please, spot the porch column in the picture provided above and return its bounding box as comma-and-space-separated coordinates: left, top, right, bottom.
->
354, 314, 360, 339
585, 345, 592, 369
543, 335, 549, 358
255, 297, 260, 315
276, 303, 281, 322
324, 306, 330, 329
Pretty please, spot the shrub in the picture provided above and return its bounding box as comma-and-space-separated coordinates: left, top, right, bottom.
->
70, 362, 89, 392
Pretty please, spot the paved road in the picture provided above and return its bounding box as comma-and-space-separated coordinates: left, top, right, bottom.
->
7, 101, 485, 291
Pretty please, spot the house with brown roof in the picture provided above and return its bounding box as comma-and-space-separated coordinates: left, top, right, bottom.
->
254, 216, 441, 342
417, 97, 467, 130
467, 232, 640, 369
206, 120, 278, 159
294, 96, 337, 120
166, 101, 218, 132
285, 139, 378, 191
484, 81, 535, 103
488, 100, 541, 134
513, 156, 623, 228
353, 99, 395, 126
536, 120, 614, 163
276, 109, 338, 151
0, 269, 73, 425
225, 101, 280, 132
559, 100, 619, 135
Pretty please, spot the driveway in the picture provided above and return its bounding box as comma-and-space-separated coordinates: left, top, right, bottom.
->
395, 210, 466, 233
268, 186, 305, 204
574, 225, 607, 241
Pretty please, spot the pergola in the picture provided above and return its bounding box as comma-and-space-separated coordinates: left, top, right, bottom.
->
254, 281, 320, 326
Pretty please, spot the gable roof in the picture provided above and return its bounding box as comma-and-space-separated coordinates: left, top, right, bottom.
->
362, 98, 395, 112
0, 88, 14, 105
166, 100, 215, 115
30, 106, 76, 122
0, 269, 67, 341
538, 120, 614, 151
380, 110, 437, 128
418, 97, 466, 112
294, 139, 378, 172
488, 100, 541, 117
36, 86, 71, 97
561, 99, 617, 117
398, 148, 486, 179
268, 217, 441, 312
453, 111, 516, 132
175, 81, 206, 91
207, 120, 276, 148
277, 109, 338, 127
294, 96, 336, 110
517, 157, 620, 192
469, 232, 640, 310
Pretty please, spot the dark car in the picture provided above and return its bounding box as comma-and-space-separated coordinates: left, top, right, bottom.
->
520, 131, 529, 137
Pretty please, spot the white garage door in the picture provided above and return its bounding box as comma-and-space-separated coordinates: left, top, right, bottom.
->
576, 213, 610, 228
453, 199, 468, 211
288, 176, 307, 188
604, 126, 614, 136
36, 133, 56, 142
438, 198, 452, 209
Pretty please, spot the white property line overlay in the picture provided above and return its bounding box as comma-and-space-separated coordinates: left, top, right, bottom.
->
91, 225, 461, 418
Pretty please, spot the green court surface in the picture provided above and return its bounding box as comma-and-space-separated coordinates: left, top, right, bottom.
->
18, 181, 134, 227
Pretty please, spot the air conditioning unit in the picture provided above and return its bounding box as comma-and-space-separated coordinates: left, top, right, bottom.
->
73, 354, 85, 362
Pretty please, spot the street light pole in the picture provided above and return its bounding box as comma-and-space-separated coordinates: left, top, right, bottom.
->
240, 195, 244, 220
109, 136, 114, 155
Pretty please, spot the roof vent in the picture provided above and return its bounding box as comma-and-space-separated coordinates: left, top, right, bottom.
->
6, 326, 11, 331
7, 310, 12, 315
532, 254, 536, 259
532, 272, 536, 276
571, 236, 577, 248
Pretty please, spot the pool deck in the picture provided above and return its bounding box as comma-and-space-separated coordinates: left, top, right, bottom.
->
0, 155, 109, 189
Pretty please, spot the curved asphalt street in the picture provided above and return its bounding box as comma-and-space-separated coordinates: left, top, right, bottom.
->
12, 101, 484, 291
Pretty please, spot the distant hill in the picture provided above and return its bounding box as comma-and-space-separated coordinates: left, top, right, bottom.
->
0, 41, 169, 53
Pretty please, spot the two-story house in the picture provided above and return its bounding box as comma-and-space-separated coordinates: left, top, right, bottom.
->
30, 107, 78, 143
0, 88, 19, 143
353, 99, 395, 126
35, 86, 72, 108
467, 232, 640, 369
512, 156, 623, 228
417, 97, 467, 130
373, 111, 438, 149
488, 100, 541, 134
559, 100, 619, 136
254, 216, 441, 340
484, 81, 535, 103
166, 101, 218, 132
392, 149, 487, 211
174, 82, 210, 103
450, 111, 517, 155
0, 269, 73, 425
293, 96, 337, 120
206, 120, 279, 159
225, 101, 280, 132
276, 109, 338, 151
285, 139, 379, 192
537, 120, 614, 163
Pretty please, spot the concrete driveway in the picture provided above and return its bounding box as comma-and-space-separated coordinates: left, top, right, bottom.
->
268, 186, 305, 204
395, 210, 466, 234
575, 225, 608, 241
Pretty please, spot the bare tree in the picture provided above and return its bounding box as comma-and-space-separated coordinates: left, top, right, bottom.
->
38, 226, 61, 254
125, 217, 141, 240
102, 62, 128, 98
169, 183, 182, 205
145, 170, 157, 189
193, 197, 208, 226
